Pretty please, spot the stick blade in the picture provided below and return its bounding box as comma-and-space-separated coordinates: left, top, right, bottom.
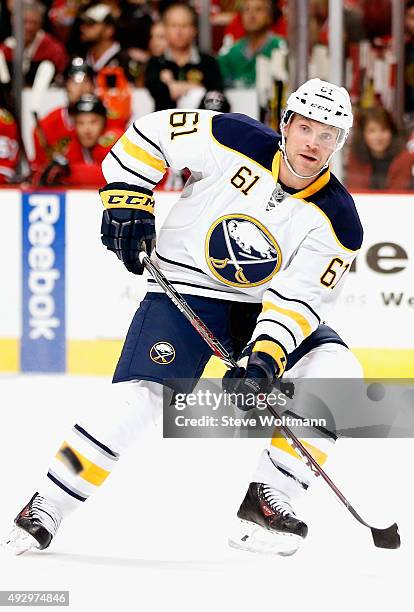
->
371, 523, 400, 549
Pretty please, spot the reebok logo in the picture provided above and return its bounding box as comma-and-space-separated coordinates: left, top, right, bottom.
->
27, 195, 61, 340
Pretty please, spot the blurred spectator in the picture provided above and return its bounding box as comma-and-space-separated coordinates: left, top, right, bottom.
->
347, 106, 404, 190
115, 0, 155, 84
211, 0, 241, 29
310, 0, 365, 47
48, 0, 84, 42
0, 86, 19, 184
95, 66, 132, 127
0, 0, 69, 85
145, 2, 223, 111
78, 3, 135, 80
31, 57, 96, 180
116, 0, 153, 54
362, 0, 391, 42
38, 93, 122, 186
0, 0, 12, 43
386, 129, 414, 190
148, 20, 167, 57
219, 0, 286, 54
405, 0, 414, 115
218, 0, 286, 88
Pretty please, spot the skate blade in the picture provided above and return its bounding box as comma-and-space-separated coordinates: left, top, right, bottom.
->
228, 519, 301, 557
0, 526, 40, 556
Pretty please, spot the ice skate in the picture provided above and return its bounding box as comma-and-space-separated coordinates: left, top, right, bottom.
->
228, 483, 308, 556
1, 493, 62, 556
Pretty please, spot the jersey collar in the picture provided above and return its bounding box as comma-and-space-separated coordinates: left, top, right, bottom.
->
271, 150, 331, 199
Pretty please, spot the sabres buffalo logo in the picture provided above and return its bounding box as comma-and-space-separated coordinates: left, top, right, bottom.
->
150, 341, 176, 364
205, 214, 282, 287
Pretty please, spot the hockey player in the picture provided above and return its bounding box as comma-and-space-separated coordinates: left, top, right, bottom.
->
2, 79, 363, 556
31, 57, 125, 183
30, 57, 96, 180
38, 94, 123, 187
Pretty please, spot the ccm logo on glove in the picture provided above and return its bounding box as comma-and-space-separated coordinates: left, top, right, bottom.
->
100, 184, 155, 214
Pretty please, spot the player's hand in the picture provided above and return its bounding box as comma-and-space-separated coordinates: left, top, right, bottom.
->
222, 336, 288, 410
101, 208, 156, 274
222, 362, 270, 411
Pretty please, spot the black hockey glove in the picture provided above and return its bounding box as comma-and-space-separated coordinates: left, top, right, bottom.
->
39, 153, 70, 186
222, 336, 287, 410
100, 182, 156, 275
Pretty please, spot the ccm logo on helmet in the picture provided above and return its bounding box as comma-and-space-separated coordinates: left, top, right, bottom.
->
310, 103, 331, 112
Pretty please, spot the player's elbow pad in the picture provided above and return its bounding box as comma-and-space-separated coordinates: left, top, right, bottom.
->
99, 182, 156, 274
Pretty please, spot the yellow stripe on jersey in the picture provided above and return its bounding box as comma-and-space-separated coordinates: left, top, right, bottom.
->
293, 170, 331, 200
120, 135, 166, 173
253, 339, 286, 374
262, 301, 312, 338
270, 150, 331, 199
271, 435, 328, 466
271, 150, 281, 180
56, 443, 110, 487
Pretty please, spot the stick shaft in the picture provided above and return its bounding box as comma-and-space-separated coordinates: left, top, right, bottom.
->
139, 252, 399, 543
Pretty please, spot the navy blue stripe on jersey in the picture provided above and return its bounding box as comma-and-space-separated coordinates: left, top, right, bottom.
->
155, 250, 208, 275
132, 124, 170, 166
258, 317, 298, 348
147, 278, 241, 295
212, 113, 279, 172
307, 173, 363, 251
47, 471, 87, 501
110, 151, 158, 186
73, 424, 119, 458
268, 288, 321, 323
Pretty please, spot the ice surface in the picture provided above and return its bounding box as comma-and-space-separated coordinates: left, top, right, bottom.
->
0, 374, 411, 611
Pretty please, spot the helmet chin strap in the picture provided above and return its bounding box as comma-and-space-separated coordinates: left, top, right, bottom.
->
280, 145, 329, 180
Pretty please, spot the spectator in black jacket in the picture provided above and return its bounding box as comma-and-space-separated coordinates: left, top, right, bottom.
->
145, 2, 223, 110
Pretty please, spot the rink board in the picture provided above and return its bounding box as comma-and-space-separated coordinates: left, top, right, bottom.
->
0, 189, 413, 377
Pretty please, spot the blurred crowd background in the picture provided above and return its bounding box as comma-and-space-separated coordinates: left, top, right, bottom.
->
0, 0, 413, 191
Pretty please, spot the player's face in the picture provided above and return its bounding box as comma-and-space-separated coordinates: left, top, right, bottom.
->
66, 78, 94, 105
363, 120, 392, 157
75, 113, 105, 148
163, 7, 197, 50
284, 115, 339, 176
241, 0, 272, 33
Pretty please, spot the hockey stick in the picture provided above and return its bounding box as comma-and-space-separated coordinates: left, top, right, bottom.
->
138, 251, 400, 549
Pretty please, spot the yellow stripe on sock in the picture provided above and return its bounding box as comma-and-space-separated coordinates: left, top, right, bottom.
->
120, 135, 166, 173
56, 443, 110, 486
271, 435, 328, 466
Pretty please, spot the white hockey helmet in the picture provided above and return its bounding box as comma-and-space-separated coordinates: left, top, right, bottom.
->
280, 78, 353, 179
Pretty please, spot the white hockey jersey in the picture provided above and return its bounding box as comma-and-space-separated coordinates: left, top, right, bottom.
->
102, 110, 363, 357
